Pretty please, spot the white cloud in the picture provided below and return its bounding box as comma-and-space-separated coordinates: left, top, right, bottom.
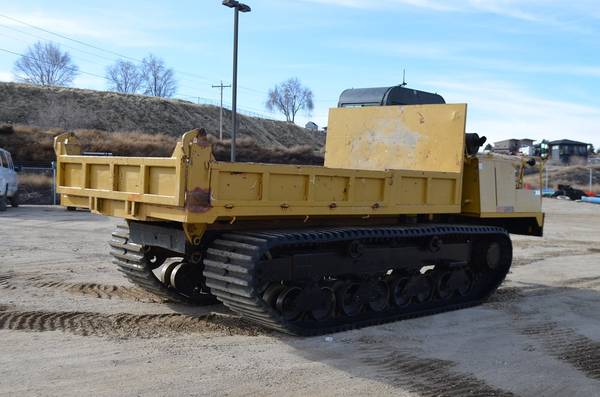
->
302, 0, 457, 11
300, 0, 600, 29
331, 38, 600, 79
423, 79, 600, 147
0, 71, 12, 82
0, 11, 184, 49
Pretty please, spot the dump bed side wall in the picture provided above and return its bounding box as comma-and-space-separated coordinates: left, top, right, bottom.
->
55, 130, 464, 223
203, 162, 462, 222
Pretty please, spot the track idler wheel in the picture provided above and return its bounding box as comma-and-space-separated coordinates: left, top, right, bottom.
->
160, 261, 181, 285
143, 247, 166, 270
310, 287, 336, 322
334, 281, 363, 317
263, 284, 285, 307
410, 275, 433, 304
169, 262, 206, 298
368, 280, 390, 312
456, 269, 473, 296
276, 286, 303, 321
436, 271, 455, 300
392, 274, 432, 306
391, 276, 411, 307
486, 242, 502, 270
436, 269, 473, 299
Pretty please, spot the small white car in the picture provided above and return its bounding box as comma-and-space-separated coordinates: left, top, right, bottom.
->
0, 148, 19, 211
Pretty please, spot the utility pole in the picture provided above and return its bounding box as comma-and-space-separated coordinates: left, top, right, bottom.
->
212, 81, 231, 141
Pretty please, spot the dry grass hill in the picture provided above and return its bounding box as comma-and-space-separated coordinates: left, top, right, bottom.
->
0, 82, 325, 148
0, 82, 325, 204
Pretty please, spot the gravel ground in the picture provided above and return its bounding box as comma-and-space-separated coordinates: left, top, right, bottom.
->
1, 199, 599, 396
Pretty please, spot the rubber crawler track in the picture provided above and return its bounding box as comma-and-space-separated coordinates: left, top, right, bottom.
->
203, 224, 512, 335
109, 224, 215, 305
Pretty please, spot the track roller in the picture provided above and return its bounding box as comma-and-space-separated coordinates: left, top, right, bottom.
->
109, 223, 216, 305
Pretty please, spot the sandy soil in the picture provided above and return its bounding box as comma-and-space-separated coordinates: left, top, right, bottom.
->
1, 199, 599, 396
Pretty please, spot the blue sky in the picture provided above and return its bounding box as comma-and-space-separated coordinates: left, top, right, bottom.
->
0, 0, 599, 147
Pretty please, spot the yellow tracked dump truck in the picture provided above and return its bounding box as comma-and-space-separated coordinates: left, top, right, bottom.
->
54, 86, 544, 335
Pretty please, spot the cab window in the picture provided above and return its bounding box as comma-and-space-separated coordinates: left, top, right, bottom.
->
0, 152, 6, 168
5, 152, 12, 169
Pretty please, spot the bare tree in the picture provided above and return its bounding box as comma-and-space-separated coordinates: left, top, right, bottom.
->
266, 78, 314, 123
106, 60, 143, 94
141, 54, 177, 98
13, 41, 78, 86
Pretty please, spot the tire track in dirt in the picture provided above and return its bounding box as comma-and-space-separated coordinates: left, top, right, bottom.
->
0, 273, 165, 303
559, 276, 600, 289
518, 321, 600, 381
485, 285, 558, 308
512, 250, 594, 267
0, 307, 265, 338
356, 340, 514, 397
493, 284, 600, 383
510, 241, 600, 268
0, 272, 16, 290
485, 275, 600, 308
36, 280, 164, 303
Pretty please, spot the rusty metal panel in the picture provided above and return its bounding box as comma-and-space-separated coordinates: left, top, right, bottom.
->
325, 104, 467, 173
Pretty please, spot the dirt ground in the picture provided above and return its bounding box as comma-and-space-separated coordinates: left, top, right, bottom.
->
1, 199, 599, 396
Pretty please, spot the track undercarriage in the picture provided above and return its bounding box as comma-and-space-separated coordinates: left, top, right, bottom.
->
109, 223, 512, 335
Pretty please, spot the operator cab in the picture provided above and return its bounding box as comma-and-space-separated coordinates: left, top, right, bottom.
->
338, 85, 445, 108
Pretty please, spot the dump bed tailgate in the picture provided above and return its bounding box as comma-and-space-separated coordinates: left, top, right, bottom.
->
54, 131, 196, 221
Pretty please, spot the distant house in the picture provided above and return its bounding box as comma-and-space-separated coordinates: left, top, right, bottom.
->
548, 139, 590, 165
305, 121, 319, 131
493, 138, 534, 155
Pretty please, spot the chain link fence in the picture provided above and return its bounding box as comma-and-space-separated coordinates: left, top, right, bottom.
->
524, 161, 598, 199
16, 163, 55, 205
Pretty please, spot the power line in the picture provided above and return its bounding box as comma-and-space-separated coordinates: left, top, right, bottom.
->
0, 13, 283, 98
0, 30, 127, 75
0, 13, 335, 103
0, 24, 219, 90
0, 46, 279, 120
0, 22, 116, 64
0, 13, 214, 84
0, 47, 107, 81
0, 13, 331, 118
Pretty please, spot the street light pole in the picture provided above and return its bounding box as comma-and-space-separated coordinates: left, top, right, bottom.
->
223, 0, 251, 162
231, 8, 239, 161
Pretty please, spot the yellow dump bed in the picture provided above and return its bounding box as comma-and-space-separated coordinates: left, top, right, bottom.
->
54, 104, 470, 224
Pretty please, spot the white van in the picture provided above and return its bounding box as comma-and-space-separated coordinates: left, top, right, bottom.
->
0, 148, 19, 211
